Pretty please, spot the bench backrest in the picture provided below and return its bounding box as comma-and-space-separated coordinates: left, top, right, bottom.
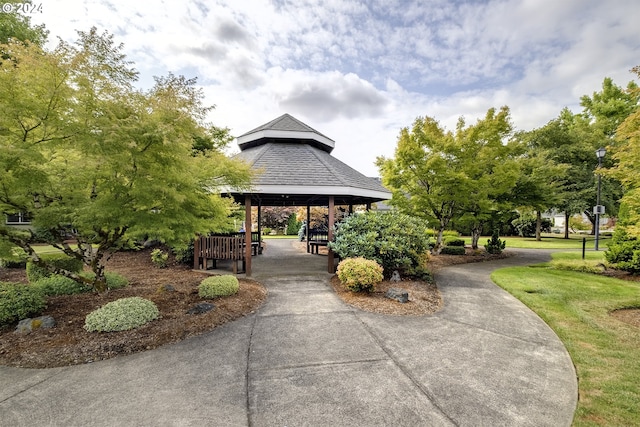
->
196, 236, 245, 260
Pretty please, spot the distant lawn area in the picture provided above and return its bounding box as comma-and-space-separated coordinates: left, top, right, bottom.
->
492, 256, 640, 426
465, 233, 611, 250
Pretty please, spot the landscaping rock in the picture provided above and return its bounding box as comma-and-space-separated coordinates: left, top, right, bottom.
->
159, 284, 176, 293
385, 288, 409, 303
15, 316, 56, 334
390, 270, 401, 282
187, 302, 215, 315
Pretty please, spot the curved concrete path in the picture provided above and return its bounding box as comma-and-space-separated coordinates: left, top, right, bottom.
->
0, 240, 577, 426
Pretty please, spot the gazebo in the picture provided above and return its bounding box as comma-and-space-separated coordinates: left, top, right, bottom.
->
224, 113, 391, 275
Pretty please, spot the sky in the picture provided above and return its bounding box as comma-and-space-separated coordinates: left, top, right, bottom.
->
29, 0, 640, 176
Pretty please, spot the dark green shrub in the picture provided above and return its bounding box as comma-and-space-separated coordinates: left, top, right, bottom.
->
172, 241, 194, 265
440, 246, 466, 255
84, 297, 159, 332
336, 257, 384, 292
26, 254, 83, 283
443, 237, 465, 247
286, 213, 301, 236
34, 275, 91, 296
0, 246, 28, 268
199, 275, 239, 298
511, 215, 552, 237
329, 211, 430, 277
485, 230, 506, 254
605, 229, 640, 273
0, 282, 46, 326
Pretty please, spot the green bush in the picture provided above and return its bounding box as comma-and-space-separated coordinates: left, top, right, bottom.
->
285, 213, 301, 236
26, 253, 83, 283
0, 282, 47, 326
605, 229, 640, 273
443, 237, 465, 247
440, 246, 466, 255
172, 241, 194, 266
337, 257, 384, 292
199, 275, 240, 298
150, 249, 169, 268
511, 214, 552, 237
329, 211, 430, 276
84, 297, 159, 332
0, 246, 28, 268
485, 230, 506, 254
34, 275, 91, 296
80, 271, 129, 290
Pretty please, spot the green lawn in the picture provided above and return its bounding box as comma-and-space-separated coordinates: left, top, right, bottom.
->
465, 234, 610, 250
492, 260, 640, 426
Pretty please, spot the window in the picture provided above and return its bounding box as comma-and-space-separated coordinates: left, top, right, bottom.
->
6, 212, 32, 225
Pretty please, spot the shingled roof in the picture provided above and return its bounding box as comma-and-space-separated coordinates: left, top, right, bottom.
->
227, 114, 391, 206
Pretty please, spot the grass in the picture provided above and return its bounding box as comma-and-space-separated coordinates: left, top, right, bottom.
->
466, 233, 611, 250
492, 259, 640, 426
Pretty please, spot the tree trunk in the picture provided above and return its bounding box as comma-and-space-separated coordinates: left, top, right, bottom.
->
433, 227, 444, 255
564, 211, 570, 239
471, 224, 482, 250
536, 210, 542, 241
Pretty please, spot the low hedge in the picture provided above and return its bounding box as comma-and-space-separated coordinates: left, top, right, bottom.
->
199, 275, 240, 298
440, 246, 466, 255
34, 275, 92, 296
26, 254, 83, 283
443, 237, 465, 247
0, 282, 47, 326
84, 297, 159, 332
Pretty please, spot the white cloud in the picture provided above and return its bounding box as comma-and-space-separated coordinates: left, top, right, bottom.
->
30, 0, 640, 176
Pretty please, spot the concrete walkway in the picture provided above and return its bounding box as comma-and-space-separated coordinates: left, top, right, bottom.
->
0, 240, 577, 426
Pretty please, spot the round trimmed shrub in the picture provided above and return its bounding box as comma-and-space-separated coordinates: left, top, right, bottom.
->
337, 257, 384, 293
34, 275, 91, 296
199, 275, 239, 298
329, 211, 430, 276
0, 282, 46, 326
26, 254, 83, 283
84, 297, 159, 332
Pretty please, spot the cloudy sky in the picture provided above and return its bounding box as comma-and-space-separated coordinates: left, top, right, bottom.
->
30, 0, 640, 176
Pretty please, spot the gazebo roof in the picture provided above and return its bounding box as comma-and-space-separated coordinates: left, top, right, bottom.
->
227, 114, 391, 206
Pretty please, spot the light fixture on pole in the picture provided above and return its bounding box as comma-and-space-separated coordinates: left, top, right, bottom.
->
594, 147, 606, 251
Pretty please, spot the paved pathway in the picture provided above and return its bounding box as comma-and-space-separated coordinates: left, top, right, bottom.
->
0, 240, 577, 426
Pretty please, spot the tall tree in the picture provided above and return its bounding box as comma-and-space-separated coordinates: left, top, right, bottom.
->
0, 1, 48, 48
0, 29, 250, 292
606, 66, 640, 236
377, 107, 519, 252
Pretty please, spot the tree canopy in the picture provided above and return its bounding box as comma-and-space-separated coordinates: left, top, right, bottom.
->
0, 28, 251, 292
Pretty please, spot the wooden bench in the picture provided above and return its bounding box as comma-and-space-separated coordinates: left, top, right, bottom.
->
193, 236, 246, 274
229, 232, 262, 256
308, 230, 329, 254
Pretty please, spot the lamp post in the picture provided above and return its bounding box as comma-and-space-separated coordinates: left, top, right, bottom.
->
594, 147, 606, 251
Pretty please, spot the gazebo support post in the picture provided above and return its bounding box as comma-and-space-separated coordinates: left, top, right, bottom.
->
306, 203, 311, 253
328, 196, 335, 273
257, 200, 262, 242
245, 194, 252, 276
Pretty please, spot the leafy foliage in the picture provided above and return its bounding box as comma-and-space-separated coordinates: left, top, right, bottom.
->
34, 275, 91, 296
440, 246, 466, 255
378, 107, 520, 251
84, 297, 159, 332
150, 249, 169, 269
0, 282, 46, 326
336, 257, 384, 293
511, 214, 553, 237
26, 254, 84, 283
485, 230, 506, 254
443, 237, 465, 247
198, 275, 239, 298
0, 28, 250, 292
329, 211, 430, 276
79, 271, 129, 290
285, 213, 301, 236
